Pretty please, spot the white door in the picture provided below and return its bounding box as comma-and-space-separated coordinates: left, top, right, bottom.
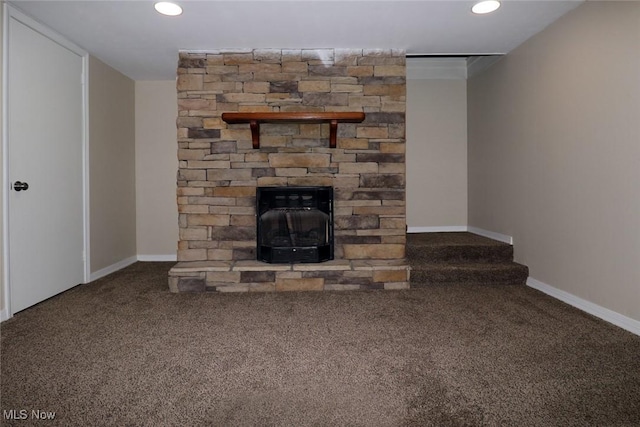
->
6, 12, 86, 313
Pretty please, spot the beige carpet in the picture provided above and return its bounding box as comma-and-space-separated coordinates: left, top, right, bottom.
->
2, 262, 639, 426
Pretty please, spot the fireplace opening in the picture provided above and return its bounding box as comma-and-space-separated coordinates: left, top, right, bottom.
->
257, 186, 333, 264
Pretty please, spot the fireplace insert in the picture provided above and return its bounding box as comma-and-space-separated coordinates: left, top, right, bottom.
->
256, 186, 333, 263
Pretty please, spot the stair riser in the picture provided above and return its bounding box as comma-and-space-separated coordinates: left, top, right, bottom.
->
407, 245, 514, 263
410, 266, 529, 285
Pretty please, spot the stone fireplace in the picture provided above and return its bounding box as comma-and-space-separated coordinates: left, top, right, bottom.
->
169, 48, 409, 292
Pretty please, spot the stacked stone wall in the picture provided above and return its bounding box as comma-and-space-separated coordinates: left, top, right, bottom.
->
170, 49, 409, 292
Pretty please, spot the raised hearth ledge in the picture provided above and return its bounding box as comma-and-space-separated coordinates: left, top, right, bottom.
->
169, 260, 410, 293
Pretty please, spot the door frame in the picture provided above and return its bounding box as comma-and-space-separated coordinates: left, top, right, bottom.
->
2, 4, 90, 319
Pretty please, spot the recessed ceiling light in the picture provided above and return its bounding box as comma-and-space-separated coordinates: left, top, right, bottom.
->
154, 2, 183, 16
472, 0, 501, 15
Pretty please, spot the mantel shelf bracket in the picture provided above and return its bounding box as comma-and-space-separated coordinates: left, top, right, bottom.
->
221, 112, 366, 149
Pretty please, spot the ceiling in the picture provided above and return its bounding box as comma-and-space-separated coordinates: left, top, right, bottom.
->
9, 0, 583, 81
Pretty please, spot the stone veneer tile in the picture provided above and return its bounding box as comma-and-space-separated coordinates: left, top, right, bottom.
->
268, 153, 331, 168
275, 278, 324, 292
343, 244, 405, 259
373, 270, 408, 282
177, 277, 206, 292
240, 271, 276, 282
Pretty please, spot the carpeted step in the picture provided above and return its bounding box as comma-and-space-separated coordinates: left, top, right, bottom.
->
410, 262, 529, 287
407, 232, 514, 263
407, 232, 529, 287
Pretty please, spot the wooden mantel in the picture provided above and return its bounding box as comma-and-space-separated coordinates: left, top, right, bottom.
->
221, 112, 366, 149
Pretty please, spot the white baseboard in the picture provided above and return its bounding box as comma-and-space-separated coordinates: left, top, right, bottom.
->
89, 256, 137, 282
407, 226, 467, 233
88, 254, 176, 282
467, 227, 513, 245
0, 308, 8, 322
137, 254, 177, 262
527, 277, 640, 336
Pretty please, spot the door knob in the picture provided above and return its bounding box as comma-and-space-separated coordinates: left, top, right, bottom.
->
13, 181, 29, 192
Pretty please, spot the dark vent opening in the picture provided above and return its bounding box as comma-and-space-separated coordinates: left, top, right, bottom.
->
257, 186, 333, 264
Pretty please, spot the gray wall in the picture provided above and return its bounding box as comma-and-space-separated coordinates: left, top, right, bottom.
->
407, 78, 467, 229
468, 1, 640, 322
89, 56, 137, 273
135, 81, 179, 259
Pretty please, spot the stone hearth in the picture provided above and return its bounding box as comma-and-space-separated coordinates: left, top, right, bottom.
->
169, 48, 409, 292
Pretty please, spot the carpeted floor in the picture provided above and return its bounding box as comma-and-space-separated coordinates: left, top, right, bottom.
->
2, 262, 639, 426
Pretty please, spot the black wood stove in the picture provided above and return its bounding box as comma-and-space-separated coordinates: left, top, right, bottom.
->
256, 186, 333, 264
